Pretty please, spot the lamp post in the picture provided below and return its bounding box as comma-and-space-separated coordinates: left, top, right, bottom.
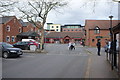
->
109, 15, 114, 70
113, 0, 120, 3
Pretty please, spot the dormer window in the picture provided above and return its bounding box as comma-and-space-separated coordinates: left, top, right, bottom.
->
94, 26, 100, 34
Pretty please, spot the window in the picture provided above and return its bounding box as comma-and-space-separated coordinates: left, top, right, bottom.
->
11, 36, 15, 42
68, 30, 70, 31
31, 28, 33, 31
67, 26, 71, 28
6, 25, 10, 32
92, 39, 95, 42
52, 26, 54, 28
56, 26, 59, 28
71, 29, 74, 31
14, 19, 16, 23
64, 30, 66, 31
6, 36, 10, 42
94, 26, 100, 34
19, 27, 22, 33
56, 29, 59, 31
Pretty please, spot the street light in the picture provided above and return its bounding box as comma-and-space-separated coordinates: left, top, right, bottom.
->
113, 0, 120, 3
109, 15, 114, 70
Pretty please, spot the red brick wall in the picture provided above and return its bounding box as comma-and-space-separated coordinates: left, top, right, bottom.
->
22, 23, 40, 35
62, 28, 83, 32
0, 24, 3, 42
85, 27, 90, 46
89, 30, 110, 47
3, 17, 22, 44
23, 23, 34, 32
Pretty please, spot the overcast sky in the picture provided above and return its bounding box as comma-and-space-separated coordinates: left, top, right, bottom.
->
45, 0, 118, 26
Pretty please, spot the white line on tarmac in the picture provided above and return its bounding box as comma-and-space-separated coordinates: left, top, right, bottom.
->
85, 56, 92, 78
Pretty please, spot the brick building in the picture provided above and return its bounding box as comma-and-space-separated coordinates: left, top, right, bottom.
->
45, 32, 85, 44
85, 20, 119, 47
0, 16, 23, 44
17, 20, 41, 41
0, 16, 41, 44
62, 24, 84, 32
112, 23, 120, 77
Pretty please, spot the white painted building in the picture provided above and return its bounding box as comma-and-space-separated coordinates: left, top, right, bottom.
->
47, 23, 61, 32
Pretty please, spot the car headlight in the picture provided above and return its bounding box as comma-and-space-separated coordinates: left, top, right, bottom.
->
10, 51, 17, 53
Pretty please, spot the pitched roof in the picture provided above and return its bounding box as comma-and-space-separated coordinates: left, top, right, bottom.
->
0, 16, 15, 24
46, 32, 85, 38
85, 20, 120, 29
17, 31, 40, 37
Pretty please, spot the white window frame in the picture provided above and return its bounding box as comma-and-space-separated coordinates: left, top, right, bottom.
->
94, 26, 100, 34
6, 36, 10, 42
56, 29, 59, 31
6, 25, 10, 32
11, 36, 15, 42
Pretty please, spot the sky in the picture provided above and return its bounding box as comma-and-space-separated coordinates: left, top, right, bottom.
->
1, 0, 118, 28
45, 0, 118, 27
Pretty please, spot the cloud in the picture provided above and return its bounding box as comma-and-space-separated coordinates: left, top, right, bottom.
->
46, 0, 118, 26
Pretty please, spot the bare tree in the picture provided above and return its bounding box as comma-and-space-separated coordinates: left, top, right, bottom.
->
79, 0, 116, 13
17, 0, 67, 50
0, 1, 17, 16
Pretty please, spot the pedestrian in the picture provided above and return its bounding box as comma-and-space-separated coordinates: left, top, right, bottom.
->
71, 42, 75, 50
96, 39, 101, 56
82, 41, 85, 47
68, 41, 75, 50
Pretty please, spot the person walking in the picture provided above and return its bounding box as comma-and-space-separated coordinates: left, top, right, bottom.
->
96, 39, 101, 56
68, 41, 75, 50
71, 42, 75, 50
68, 41, 72, 50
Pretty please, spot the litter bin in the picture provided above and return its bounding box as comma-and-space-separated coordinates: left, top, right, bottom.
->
30, 45, 37, 51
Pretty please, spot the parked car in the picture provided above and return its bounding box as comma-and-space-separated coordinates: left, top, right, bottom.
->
13, 41, 39, 50
0, 42, 23, 58
13, 41, 31, 50
22, 39, 39, 47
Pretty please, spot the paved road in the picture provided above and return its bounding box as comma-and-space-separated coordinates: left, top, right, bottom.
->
2, 44, 118, 78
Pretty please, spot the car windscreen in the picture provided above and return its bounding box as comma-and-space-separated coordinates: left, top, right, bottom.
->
3, 43, 13, 48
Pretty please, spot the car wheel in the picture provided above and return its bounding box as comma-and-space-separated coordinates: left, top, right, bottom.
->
3, 52, 9, 58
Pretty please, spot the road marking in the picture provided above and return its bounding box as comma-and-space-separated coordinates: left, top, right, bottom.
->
84, 49, 93, 55
23, 55, 35, 58
3, 59, 17, 60
85, 56, 92, 78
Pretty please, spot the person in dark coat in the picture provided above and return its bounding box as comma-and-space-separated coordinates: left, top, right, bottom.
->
96, 39, 101, 56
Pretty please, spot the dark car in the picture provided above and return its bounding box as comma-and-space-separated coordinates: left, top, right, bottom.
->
13, 41, 31, 50
0, 42, 23, 58
13, 41, 39, 50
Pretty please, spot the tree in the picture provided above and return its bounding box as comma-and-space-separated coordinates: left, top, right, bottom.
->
0, 1, 17, 16
16, 0, 67, 50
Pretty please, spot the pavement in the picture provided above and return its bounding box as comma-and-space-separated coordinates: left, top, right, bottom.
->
84, 47, 118, 78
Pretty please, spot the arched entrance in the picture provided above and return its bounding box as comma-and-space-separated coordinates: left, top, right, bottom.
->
64, 36, 71, 43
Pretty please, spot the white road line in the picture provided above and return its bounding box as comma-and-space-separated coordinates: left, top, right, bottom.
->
85, 56, 92, 78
